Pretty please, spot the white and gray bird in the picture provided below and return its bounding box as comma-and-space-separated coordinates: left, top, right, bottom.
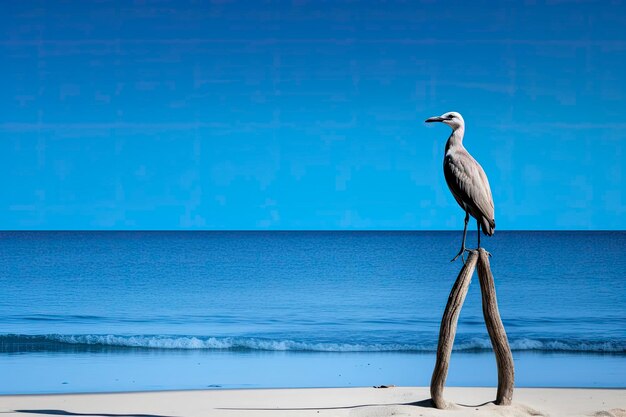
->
425, 111, 495, 261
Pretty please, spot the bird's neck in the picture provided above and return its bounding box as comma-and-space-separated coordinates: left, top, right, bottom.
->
445, 127, 465, 153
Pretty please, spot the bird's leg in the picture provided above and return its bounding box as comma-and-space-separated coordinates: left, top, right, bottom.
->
476, 222, 493, 257
451, 212, 470, 262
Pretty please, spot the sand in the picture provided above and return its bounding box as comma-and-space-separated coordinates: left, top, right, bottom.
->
0, 387, 624, 417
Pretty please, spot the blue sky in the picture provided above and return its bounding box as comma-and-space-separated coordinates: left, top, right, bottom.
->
1, 0, 624, 230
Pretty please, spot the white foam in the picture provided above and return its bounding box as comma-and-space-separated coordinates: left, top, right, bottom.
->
20, 334, 623, 353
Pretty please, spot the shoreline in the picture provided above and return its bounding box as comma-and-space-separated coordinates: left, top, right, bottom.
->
3, 350, 624, 394
3, 385, 626, 397
1, 387, 624, 417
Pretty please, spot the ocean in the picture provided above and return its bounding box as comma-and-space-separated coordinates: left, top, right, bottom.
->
1, 231, 624, 394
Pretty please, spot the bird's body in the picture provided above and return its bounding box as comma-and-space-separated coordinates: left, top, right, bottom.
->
426, 111, 495, 261
443, 128, 495, 236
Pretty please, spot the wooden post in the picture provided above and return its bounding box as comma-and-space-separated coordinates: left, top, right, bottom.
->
430, 251, 478, 409
430, 248, 515, 409
476, 248, 515, 405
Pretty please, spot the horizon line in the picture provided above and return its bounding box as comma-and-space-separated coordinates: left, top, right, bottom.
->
1, 229, 624, 233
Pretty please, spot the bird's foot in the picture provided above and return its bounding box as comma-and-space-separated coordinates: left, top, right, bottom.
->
477, 248, 492, 258
450, 247, 470, 263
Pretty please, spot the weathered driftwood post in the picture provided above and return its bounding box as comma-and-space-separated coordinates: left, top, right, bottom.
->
430, 249, 514, 409
476, 248, 514, 405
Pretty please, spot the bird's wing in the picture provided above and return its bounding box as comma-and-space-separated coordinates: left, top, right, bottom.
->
476, 161, 494, 217
444, 150, 495, 224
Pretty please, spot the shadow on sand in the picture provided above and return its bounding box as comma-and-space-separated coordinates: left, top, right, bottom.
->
15, 410, 176, 417
215, 398, 435, 411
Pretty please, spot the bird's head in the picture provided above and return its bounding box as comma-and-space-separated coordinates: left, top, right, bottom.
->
425, 111, 464, 130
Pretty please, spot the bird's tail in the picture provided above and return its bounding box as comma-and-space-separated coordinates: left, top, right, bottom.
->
481, 217, 495, 236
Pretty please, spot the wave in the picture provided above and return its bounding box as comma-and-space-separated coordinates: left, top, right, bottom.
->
1, 334, 624, 354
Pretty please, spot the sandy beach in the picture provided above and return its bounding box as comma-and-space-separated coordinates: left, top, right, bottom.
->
1, 387, 624, 417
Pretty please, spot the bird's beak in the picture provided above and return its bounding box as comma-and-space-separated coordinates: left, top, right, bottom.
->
425, 116, 444, 123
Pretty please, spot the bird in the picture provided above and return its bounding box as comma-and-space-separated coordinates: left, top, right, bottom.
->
425, 111, 495, 262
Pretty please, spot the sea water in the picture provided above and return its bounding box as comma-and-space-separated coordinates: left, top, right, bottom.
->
0, 231, 624, 393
